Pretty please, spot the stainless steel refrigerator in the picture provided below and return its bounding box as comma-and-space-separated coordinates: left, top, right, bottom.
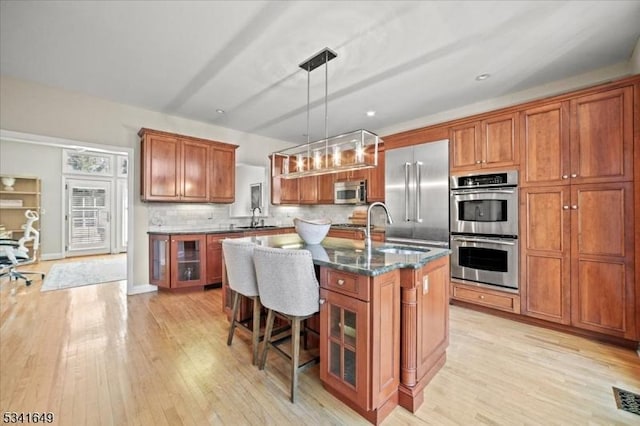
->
384, 139, 449, 248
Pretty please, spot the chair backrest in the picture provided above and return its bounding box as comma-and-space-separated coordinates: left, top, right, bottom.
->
253, 246, 319, 317
18, 210, 40, 257
222, 239, 259, 297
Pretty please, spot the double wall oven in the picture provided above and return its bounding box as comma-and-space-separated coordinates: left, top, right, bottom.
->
450, 170, 519, 290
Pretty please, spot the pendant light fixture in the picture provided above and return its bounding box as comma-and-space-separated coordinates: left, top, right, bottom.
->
271, 47, 380, 179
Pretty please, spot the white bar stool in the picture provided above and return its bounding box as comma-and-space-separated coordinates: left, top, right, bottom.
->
222, 239, 262, 365
253, 245, 320, 403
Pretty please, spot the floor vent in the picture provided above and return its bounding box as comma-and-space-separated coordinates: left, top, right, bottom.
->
613, 387, 640, 416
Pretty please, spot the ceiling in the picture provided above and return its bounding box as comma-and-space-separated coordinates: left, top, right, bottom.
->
2, 1, 639, 145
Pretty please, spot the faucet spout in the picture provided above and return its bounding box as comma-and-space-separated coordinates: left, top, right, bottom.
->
365, 202, 393, 246
251, 207, 262, 228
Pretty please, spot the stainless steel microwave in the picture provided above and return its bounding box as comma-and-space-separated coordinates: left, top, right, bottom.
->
334, 180, 366, 205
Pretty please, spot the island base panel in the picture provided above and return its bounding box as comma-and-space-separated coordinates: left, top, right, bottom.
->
398, 352, 446, 412
322, 383, 398, 425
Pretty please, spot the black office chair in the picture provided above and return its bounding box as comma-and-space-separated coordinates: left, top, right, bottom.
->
0, 210, 45, 286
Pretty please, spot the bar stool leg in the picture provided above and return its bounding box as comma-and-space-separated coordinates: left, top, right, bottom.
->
251, 296, 261, 365
259, 309, 275, 370
227, 291, 240, 346
290, 317, 301, 403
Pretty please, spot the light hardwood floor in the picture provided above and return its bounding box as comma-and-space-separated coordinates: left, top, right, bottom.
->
1, 258, 639, 425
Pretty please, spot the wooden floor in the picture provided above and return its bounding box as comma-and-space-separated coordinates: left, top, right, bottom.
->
1, 259, 639, 425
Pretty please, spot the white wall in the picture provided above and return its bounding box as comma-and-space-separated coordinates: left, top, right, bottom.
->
0, 75, 294, 290
630, 37, 640, 75
0, 140, 61, 255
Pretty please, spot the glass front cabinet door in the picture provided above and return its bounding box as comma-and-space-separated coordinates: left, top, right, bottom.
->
320, 287, 370, 410
171, 234, 207, 288
149, 234, 170, 288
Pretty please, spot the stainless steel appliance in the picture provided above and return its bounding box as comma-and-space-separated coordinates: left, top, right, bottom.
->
450, 170, 518, 237
385, 139, 450, 248
450, 235, 518, 290
334, 180, 367, 205
449, 170, 519, 290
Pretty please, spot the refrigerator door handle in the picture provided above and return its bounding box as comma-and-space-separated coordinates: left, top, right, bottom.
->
414, 161, 423, 223
404, 162, 411, 222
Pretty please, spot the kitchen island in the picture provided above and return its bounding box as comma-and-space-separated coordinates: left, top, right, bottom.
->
229, 233, 450, 424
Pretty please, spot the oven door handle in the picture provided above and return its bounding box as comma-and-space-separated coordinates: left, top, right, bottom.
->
451, 189, 516, 195
404, 162, 411, 222
451, 236, 516, 246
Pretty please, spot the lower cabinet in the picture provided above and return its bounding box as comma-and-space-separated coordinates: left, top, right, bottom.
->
327, 228, 385, 241
521, 183, 636, 340
399, 255, 450, 412
149, 233, 207, 289
206, 233, 241, 285
319, 267, 400, 423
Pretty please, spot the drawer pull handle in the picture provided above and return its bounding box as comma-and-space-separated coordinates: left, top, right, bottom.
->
337, 279, 345, 286
479, 295, 485, 299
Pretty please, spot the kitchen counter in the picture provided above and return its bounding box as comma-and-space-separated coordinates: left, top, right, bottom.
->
147, 225, 290, 235
235, 233, 450, 277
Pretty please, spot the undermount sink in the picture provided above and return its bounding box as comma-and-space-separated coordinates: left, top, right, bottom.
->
236, 225, 278, 229
377, 246, 430, 255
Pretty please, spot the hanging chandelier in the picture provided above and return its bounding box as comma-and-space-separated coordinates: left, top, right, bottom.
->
271, 47, 380, 179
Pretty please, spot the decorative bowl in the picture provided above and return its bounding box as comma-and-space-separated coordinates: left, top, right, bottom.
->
293, 217, 331, 245
1, 177, 15, 191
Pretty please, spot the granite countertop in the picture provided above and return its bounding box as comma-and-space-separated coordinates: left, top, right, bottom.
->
147, 225, 293, 235
235, 233, 450, 277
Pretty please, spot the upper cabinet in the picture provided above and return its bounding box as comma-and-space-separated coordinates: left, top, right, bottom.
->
521, 86, 633, 187
139, 128, 238, 203
450, 112, 519, 172
569, 86, 633, 184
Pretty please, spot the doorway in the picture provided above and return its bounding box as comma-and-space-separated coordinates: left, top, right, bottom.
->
65, 178, 112, 256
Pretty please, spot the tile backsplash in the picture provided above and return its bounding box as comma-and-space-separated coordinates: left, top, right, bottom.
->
148, 203, 388, 230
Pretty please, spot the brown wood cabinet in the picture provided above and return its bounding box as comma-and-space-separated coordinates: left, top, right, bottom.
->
521, 86, 633, 187
319, 267, 400, 423
327, 228, 385, 242
299, 176, 318, 204
450, 113, 518, 172
206, 233, 240, 285
139, 128, 238, 203
317, 173, 335, 203
521, 183, 636, 339
149, 233, 207, 289
398, 256, 450, 412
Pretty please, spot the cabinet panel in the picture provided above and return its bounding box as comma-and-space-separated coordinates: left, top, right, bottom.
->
520, 102, 570, 186
570, 183, 635, 338
572, 259, 627, 334
570, 86, 633, 183
144, 134, 180, 200
206, 233, 239, 285
367, 148, 385, 202
210, 147, 235, 202
573, 184, 629, 258
450, 122, 481, 171
451, 284, 520, 313
317, 173, 335, 204
520, 186, 571, 324
181, 139, 210, 202
299, 176, 318, 204
482, 112, 519, 168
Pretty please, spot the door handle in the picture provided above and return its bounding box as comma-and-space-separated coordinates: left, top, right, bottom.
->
404, 162, 411, 222
414, 161, 423, 223
451, 236, 516, 246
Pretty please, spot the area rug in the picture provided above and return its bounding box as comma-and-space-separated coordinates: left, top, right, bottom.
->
41, 256, 126, 292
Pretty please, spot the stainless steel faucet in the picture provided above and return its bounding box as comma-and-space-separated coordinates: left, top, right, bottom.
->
365, 202, 393, 246
251, 207, 262, 228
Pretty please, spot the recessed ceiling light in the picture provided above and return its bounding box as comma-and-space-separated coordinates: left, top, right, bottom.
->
475, 73, 490, 81
366, 110, 376, 117
216, 109, 225, 114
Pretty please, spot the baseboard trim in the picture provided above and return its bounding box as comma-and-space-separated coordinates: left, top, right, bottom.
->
127, 284, 157, 296
41, 253, 65, 261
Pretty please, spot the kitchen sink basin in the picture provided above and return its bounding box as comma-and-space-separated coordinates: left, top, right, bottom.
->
236, 225, 278, 229
377, 246, 430, 255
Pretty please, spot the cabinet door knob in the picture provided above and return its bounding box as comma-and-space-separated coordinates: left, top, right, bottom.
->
563, 205, 569, 210
571, 205, 578, 210
319, 298, 326, 305
570, 173, 578, 178
479, 295, 485, 300
482, 160, 487, 164
337, 279, 345, 286
476, 160, 481, 164
562, 175, 569, 179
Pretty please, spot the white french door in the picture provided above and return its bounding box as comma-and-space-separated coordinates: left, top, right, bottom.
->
65, 178, 111, 256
